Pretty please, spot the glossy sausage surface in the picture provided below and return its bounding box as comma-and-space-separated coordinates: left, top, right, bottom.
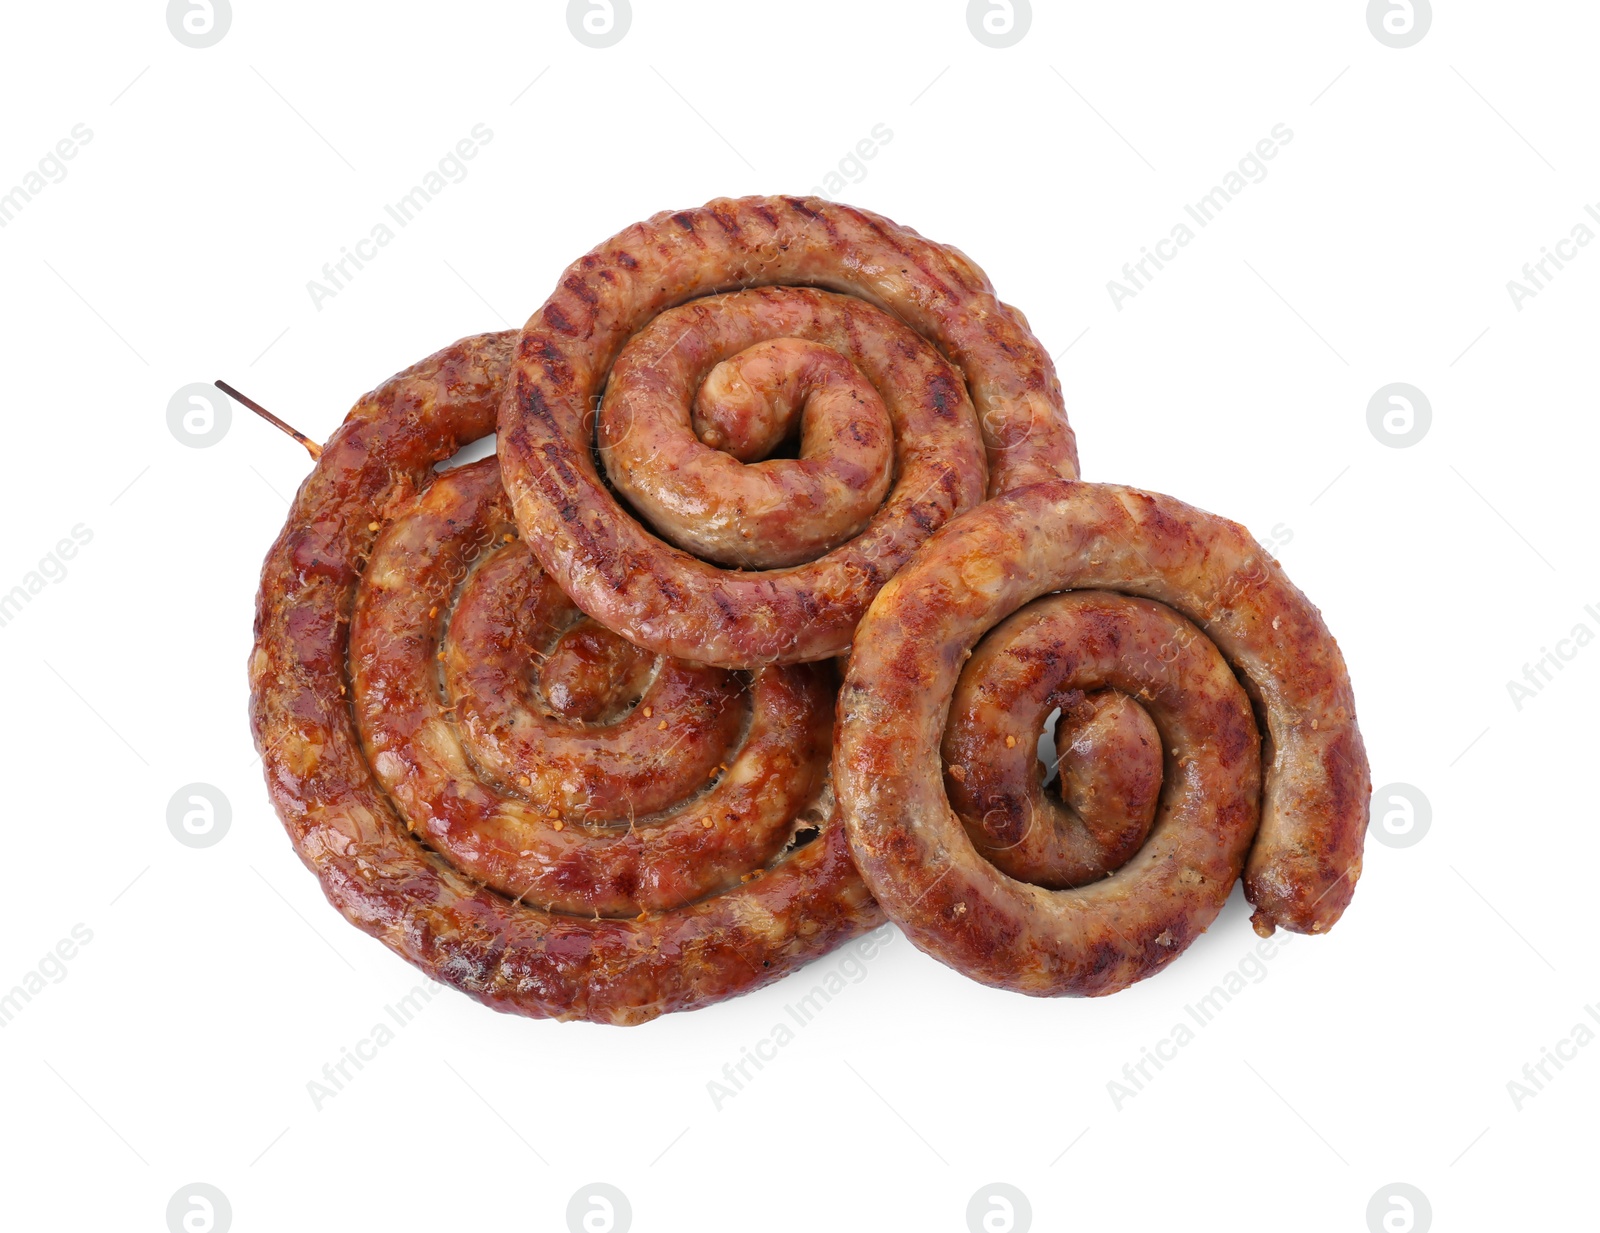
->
499, 195, 1078, 667
250, 333, 880, 1025
835, 480, 1370, 997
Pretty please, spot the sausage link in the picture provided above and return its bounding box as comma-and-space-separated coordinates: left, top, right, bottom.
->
499, 196, 1078, 667
250, 333, 880, 1025
835, 481, 1370, 997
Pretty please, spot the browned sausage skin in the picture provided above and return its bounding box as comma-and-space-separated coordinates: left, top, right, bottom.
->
351, 458, 836, 918
834, 481, 1370, 998
249, 333, 880, 1025
498, 196, 1078, 669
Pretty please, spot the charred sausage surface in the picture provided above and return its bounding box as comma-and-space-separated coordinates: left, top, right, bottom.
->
250, 333, 880, 1026
499, 196, 1078, 668
835, 481, 1370, 997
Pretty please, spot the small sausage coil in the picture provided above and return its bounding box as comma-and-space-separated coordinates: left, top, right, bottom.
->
834, 481, 1370, 997
498, 195, 1080, 668
250, 334, 879, 1025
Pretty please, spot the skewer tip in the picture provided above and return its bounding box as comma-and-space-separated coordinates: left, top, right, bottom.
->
216, 379, 322, 460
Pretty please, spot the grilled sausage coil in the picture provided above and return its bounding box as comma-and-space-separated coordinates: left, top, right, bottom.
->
498, 195, 1079, 669
834, 481, 1370, 998
250, 333, 880, 1025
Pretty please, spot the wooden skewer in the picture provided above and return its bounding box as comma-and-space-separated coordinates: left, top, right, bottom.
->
214, 379, 322, 459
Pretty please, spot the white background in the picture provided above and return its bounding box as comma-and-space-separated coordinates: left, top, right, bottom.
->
1, 2, 1594, 1230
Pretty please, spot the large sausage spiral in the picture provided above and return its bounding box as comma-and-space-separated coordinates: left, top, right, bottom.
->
834, 481, 1370, 997
498, 195, 1079, 668
250, 334, 879, 1025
